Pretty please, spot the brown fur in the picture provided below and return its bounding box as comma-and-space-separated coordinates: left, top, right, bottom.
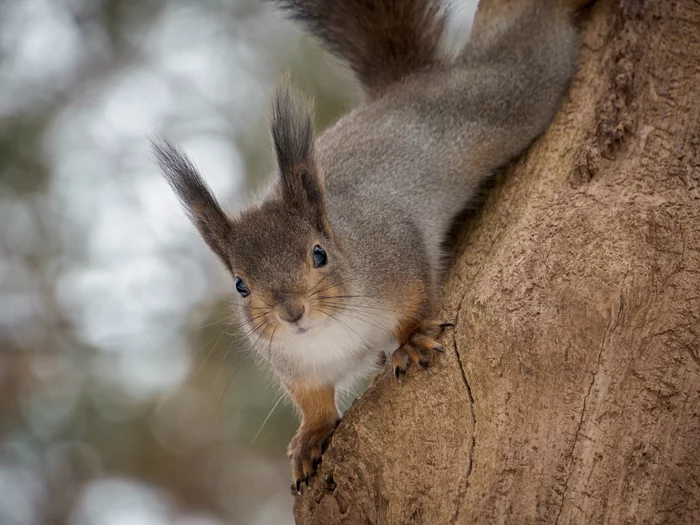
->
392, 280, 430, 344
389, 279, 449, 378
233, 239, 346, 342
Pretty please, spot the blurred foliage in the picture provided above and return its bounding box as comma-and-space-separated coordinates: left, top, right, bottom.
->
0, 0, 358, 523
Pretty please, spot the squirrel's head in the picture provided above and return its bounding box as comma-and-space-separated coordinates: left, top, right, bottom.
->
153, 84, 350, 347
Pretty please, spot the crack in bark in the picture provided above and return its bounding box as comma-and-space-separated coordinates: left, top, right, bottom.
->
553, 351, 601, 525
553, 296, 625, 525
449, 293, 477, 525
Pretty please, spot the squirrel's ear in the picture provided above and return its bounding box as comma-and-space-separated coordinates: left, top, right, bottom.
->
152, 138, 234, 271
270, 83, 328, 233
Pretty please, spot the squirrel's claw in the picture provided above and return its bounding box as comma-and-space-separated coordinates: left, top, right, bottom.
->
391, 319, 450, 381
288, 418, 339, 496
426, 320, 456, 335
392, 342, 432, 379
393, 349, 409, 382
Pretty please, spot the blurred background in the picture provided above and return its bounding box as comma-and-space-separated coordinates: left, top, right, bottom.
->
0, 0, 476, 523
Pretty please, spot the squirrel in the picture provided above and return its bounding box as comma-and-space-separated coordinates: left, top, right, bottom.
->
153, 0, 592, 494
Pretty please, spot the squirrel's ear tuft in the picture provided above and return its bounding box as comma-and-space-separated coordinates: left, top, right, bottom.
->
270, 82, 328, 233
151, 138, 234, 271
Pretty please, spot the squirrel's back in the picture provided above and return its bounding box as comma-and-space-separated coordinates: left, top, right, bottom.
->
309, 0, 580, 262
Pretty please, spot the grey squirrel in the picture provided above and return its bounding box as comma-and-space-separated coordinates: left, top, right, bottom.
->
153, 0, 592, 494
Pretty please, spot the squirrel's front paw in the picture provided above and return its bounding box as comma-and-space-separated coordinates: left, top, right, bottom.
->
392, 320, 454, 381
288, 418, 340, 494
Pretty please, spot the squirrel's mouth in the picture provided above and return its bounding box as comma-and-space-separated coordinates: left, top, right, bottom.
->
295, 326, 310, 335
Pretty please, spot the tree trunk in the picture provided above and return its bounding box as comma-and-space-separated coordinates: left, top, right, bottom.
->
294, 1, 700, 523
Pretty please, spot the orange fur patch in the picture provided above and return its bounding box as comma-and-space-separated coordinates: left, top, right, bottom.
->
286, 381, 339, 426
392, 279, 429, 344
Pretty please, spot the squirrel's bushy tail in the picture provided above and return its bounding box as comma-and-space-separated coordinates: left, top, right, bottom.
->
276, 0, 446, 99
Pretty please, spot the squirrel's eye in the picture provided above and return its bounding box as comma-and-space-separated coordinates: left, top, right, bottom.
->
312, 245, 327, 268
235, 277, 250, 297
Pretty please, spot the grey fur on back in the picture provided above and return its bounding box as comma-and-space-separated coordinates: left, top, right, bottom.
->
315, 0, 578, 300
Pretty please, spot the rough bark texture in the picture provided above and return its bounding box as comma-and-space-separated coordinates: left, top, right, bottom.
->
294, 0, 700, 523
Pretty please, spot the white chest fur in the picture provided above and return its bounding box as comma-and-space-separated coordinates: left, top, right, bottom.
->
277, 309, 399, 386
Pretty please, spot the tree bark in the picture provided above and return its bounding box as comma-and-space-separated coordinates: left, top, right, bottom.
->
294, 0, 700, 523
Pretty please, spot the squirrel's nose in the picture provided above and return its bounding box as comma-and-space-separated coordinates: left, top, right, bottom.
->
278, 303, 305, 324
